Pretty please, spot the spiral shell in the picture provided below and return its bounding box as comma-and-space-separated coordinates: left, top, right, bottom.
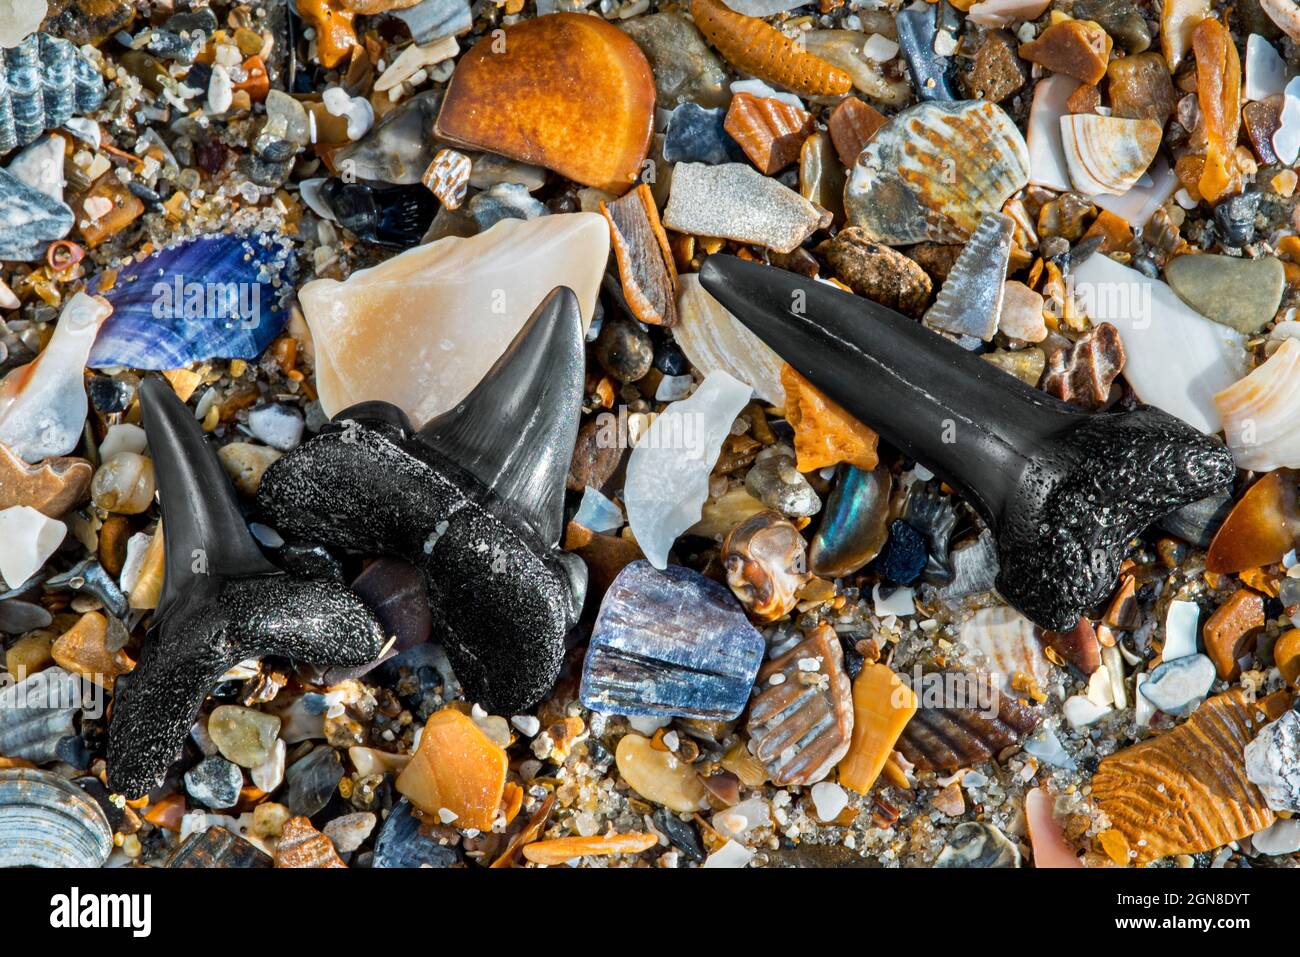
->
0, 33, 105, 155
0, 768, 112, 868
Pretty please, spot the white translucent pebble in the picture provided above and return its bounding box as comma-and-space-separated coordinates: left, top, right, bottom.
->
250, 738, 286, 793
1133, 674, 1156, 727
207, 64, 233, 114
510, 714, 541, 737
1085, 666, 1114, 707
1092, 155, 1179, 228
967, 0, 1050, 27
625, 370, 752, 569
1251, 818, 1300, 856
1274, 76, 1300, 165
301, 213, 608, 428
729, 78, 803, 110
1102, 644, 1127, 709
1215, 337, 1300, 471
572, 486, 623, 534
1025, 75, 1075, 192
863, 33, 899, 61
1245, 710, 1300, 812
712, 797, 771, 838
98, 422, 147, 462
1069, 254, 1246, 433
0, 506, 66, 587
0, 0, 46, 48
322, 86, 374, 140
675, 275, 786, 406
810, 782, 848, 822
1246, 34, 1292, 101
627, 714, 672, 736
1163, 600, 1201, 660
1062, 694, 1110, 729
0, 293, 111, 462
702, 838, 755, 868
655, 373, 694, 402
248, 404, 305, 451
322, 812, 377, 853
872, 583, 915, 617
7, 134, 66, 203
1022, 724, 1075, 768
118, 530, 152, 595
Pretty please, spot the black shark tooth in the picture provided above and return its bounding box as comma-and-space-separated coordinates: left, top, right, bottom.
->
698, 255, 1235, 631
258, 287, 588, 713
106, 378, 385, 799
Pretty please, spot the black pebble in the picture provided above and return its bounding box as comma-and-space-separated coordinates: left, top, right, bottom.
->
877, 520, 928, 585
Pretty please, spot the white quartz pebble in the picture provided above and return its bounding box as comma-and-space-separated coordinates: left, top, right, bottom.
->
0, 506, 66, 587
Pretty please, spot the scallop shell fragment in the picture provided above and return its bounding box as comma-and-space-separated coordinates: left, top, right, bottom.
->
845, 100, 1030, 245
675, 275, 786, 406
1215, 337, 1300, 472
1060, 114, 1162, 196
0, 768, 112, 867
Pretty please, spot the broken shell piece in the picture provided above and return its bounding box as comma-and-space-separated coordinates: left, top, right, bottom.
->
722, 510, 811, 623
935, 821, 1021, 867
1206, 470, 1300, 574
1161, 0, 1210, 69
625, 370, 752, 568
422, 149, 472, 210
663, 162, 829, 254
1262, 0, 1300, 47
845, 100, 1029, 244
1093, 690, 1279, 864
781, 365, 878, 472
1245, 710, 1300, 813
1025, 787, 1082, 867
1041, 322, 1126, 411
1139, 653, 1215, 713
801, 30, 911, 107
923, 212, 1013, 342
895, 675, 1040, 771
1026, 74, 1077, 192
1039, 617, 1102, 675
0, 768, 112, 867
0, 444, 91, 516
1204, 588, 1265, 680
690, 0, 852, 98
1245, 34, 1291, 102
747, 622, 853, 786
1215, 337, 1300, 472
960, 605, 1052, 692
0, 292, 110, 462
827, 97, 887, 167
723, 92, 814, 175
395, 708, 507, 831
434, 14, 655, 194
601, 183, 678, 327
0, 506, 65, 588
838, 663, 916, 794
1060, 114, 1161, 196
580, 560, 765, 719
299, 213, 607, 428
967, 0, 1051, 29
522, 831, 657, 866
674, 275, 785, 406
809, 464, 892, 578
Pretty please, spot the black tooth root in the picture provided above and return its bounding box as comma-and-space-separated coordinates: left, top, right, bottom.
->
106, 380, 385, 799
697, 255, 1236, 631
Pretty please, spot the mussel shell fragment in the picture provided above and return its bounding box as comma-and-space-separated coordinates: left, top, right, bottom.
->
0, 768, 112, 867
809, 464, 893, 579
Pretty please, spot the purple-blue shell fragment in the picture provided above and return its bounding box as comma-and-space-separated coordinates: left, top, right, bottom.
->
88, 233, 295, 370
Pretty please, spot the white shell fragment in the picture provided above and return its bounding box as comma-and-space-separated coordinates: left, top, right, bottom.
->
1026, 75, 1075, 193
7, 133, 66, 203
1262, 0, 1300, 44
1070, 254, 1246, 433
1215, 337, 1300, 471
959, 604, 1051, 692
1274, 76, 1300, 166
967, 0, 1050, 28
0, 0, 46, 49
299, 213, 608, 428
1163, 600, 1201, 661
0, 292, 111, 462
625, 371, 752, 569
1245, 710, 1300, 812
0, 506, 66, 587
1060, 114, 1162, 196
1245, 33, 1292, 101
675, 274, 786, 406
1091, 154, 1178, 228
663, 163, 828, 254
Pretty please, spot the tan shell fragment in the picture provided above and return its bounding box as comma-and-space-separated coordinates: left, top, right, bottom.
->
1060, 114, 1162, 196
845, 100, 1030, 244
0, 443, 91, 516
747, 622, 853, 786
274, 816, 346, 868
896, 677, 1040, 771
959, 606, 1052, 692
1092, 690, 1282, 864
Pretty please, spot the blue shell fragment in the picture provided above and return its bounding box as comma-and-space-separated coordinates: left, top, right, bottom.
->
0, 33, 106, 155
580, 560, 765, 721
895, 4, 957, 102
88, 233, 296, 370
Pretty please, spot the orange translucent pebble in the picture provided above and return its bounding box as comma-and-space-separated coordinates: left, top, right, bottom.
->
298, 0, 357, 69
1193, 18, 1241, 204
395, 708, 508, 831
143, 793, 186, 832
521, 831, 658, 865
1206, 471, 1300, 573
781, 364, 879, 472
838, 663, 918, 794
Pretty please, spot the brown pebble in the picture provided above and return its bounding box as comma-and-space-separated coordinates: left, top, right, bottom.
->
1107, 52, 1178, 125
1066, 83, 1102, 113
1203, 588, 1265, 679
1039, 617, 1102, 674
827, 96, 886, 167
567, 418, 624, 493
818, 227, 932, 316
961, 30, 1028, 103
0, 444, 92, 517
1041, 323, 1126, 410
905, 243, 963, 281
1019, 20, 1113, 85
1244, 96, 1283, 166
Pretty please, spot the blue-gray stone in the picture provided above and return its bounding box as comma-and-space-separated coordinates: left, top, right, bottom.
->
284, 746, 344, 818
184, 755, 244, 809
895, 4, 957, 102
394, 0, 473, 44
464, 182, 546, 230
0, 167, 73, 260
372, 798, 460, 868
662, 103, 745, 165
1139, 654, 1216, 714
579, 560, 765, 721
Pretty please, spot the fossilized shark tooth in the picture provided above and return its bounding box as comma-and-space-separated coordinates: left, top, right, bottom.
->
106, 378, 385, 799
258, 288, 588, 712
698, 254, 1236, 631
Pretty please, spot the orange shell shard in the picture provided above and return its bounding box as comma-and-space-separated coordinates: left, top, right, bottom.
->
724, 92, 816, 175
1203, 588, 1265, 680
781, 364, 879, 472
827, 96, 886, 167
838, 663, 917, 795
600, 183, 679, 327
521, 831, 658, 866
434, 14, 655, 195
690, 0, 852, 98
1205, 470, 1300, 574
395, 708, 508, 831
1192, 18, 1242, 204
1091, 690, 1277, 865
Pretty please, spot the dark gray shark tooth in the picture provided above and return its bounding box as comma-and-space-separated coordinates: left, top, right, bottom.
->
106, 379, 385, 799
257, 287, 588, 713
697, 255, 1236, 631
